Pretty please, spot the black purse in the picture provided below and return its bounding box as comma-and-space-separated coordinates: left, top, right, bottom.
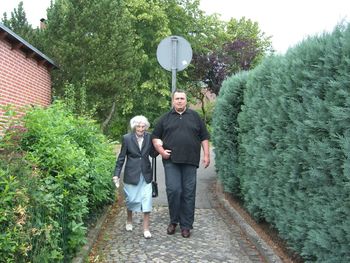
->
151, 157, 158, 198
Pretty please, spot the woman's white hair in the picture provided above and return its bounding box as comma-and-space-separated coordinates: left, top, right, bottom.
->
130, 115, 150, 130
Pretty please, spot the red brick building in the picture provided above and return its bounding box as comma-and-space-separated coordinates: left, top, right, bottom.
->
0, 23, 57, 126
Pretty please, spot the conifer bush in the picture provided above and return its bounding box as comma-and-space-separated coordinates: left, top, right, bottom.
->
212, 71, 248, 194
213, 23, 350, 262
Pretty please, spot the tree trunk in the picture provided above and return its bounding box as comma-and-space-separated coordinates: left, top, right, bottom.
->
101, 101, 116, 133
201, 96, 207, 123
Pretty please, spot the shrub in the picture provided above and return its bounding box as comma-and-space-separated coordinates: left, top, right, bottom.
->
0, 101, 116, 262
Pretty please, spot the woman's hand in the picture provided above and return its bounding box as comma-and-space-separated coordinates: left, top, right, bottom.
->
112, 176, 120, 188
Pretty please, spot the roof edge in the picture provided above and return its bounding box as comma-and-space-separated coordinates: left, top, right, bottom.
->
0, 22, 58, 69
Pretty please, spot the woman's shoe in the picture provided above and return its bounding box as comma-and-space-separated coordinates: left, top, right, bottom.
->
125, 222, 133, 231
143, 230, 152, 239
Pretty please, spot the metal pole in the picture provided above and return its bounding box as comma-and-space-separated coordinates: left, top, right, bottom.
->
171, 37, 178, 93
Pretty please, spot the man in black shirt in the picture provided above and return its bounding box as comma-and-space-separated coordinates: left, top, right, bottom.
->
152, 90, 210, 238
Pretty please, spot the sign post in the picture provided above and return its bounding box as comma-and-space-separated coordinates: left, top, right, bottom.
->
157, 35, 192, 93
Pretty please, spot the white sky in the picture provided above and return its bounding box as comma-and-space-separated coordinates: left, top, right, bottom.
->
200, 0, 350, 53
1, 0, 349, 54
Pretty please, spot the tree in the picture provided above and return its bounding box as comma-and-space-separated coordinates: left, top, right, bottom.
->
40, 0, 143, 134
123, 0, 172, 121
3, 0, 273, 138
191, 17, 273, 96
122, 0, 225, 124
226, 17, 273, 69
1, 1, 35, 43
159, 0, 227, 121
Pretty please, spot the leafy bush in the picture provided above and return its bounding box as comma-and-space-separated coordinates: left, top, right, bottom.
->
0, 101, 116, 262
0, 160, 33, 262
0, 107, 36, 262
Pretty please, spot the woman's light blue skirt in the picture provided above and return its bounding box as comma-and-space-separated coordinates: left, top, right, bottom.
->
123, 174, 152, 212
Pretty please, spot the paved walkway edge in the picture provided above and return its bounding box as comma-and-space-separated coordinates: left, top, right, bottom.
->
215, 182, 283, 263
72, 205, 112, 263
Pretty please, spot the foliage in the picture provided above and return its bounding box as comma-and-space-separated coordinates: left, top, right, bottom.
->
213, 22, 350, 262
191, 17, 272, 96
186, 15, 272, 124
1, 1, 36, 43
39, 0, 143, 134
1, 0, 272, 139
0, 102, 115, 262
194, 99, 215, 132
123, 0, 172, 122
0, 128, 34, 262
226, 17, 273, 65
212, 71, 248, 194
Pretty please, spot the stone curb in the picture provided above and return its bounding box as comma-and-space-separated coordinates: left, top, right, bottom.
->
72, 205, 112, 263
215, 183, 283, 263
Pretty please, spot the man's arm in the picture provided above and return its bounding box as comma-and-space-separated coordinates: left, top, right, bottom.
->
201, 139, 210, 168
152, 138, 171, 159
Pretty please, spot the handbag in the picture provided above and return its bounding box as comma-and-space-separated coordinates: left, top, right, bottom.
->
151, 157, 158, 198
152, 181, 158, 198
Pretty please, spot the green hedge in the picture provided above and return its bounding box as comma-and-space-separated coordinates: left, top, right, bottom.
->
213, 23, 350, 262
0, 101, 116, 262
212, 71, 248, 194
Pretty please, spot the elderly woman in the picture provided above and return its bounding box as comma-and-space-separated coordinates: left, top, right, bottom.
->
113, 115, 157, 239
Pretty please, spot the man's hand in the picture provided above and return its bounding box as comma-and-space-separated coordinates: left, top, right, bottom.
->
201, 140, 210, 168
161, 149, 172, 159
202, 155, 210, 168
152, 138, 171, 159
112, 176, 120, 188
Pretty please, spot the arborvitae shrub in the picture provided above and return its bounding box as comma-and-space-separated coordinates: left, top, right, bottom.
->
212, 71, 248, 194
214, 23, 350, 261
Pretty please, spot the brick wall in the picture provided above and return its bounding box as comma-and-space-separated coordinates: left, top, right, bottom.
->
0, 39, 52, 125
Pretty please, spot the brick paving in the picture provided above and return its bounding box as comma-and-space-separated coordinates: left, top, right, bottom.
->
93, 205, 258, 263
89, 180, 284, 263
87, 151, 282, 263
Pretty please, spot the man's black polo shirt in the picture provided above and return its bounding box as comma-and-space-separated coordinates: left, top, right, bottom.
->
152, 108, 210, 167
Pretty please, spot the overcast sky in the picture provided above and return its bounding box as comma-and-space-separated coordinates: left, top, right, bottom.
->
1, 0, 349, 54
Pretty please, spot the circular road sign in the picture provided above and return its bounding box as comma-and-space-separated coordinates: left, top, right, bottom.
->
156, 35, 192, 72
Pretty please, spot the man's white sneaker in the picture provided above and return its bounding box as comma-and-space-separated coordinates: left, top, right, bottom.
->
143, 230, 152, 239
125, 222, 133, 231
